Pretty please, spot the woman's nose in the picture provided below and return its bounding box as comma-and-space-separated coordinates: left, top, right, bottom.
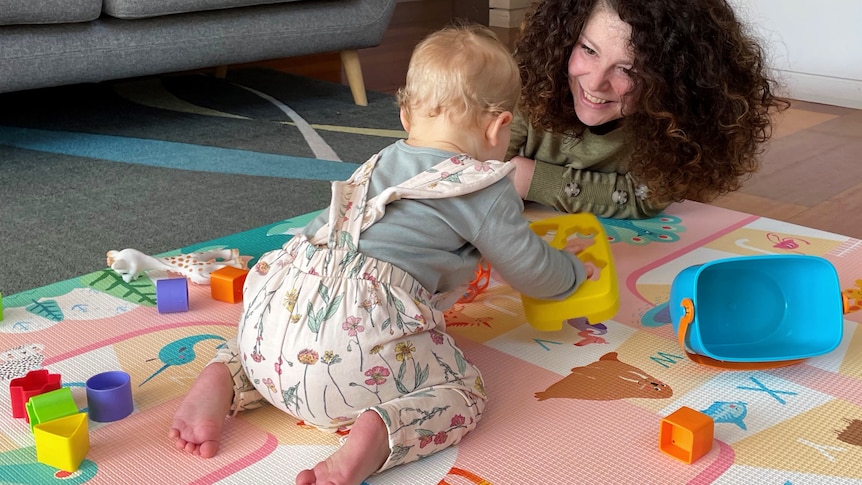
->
584, 71, 611, 93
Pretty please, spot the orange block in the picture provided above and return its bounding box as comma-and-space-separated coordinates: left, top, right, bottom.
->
659, 406, 714, 464
210, 266, 249, 303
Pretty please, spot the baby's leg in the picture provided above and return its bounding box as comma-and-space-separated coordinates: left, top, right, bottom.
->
168, 338, 265, 458
374, 385, 486, 470
168, 362, 233, 458
295, 410, 390, 485
296, 385, 486, 484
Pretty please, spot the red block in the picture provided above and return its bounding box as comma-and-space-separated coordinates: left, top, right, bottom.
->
9, 369, 62, 420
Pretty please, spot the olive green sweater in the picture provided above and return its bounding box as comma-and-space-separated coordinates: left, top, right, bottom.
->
505, 110, 669, 219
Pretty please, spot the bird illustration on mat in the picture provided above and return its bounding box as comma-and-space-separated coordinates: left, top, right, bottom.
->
140, 334, 226, 386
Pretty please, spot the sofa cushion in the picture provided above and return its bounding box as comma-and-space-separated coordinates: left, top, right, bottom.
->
0, 0, 101, 25
103, 0, 306, 20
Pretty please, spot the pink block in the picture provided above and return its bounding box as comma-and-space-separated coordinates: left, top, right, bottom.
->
9, 369, 62, 420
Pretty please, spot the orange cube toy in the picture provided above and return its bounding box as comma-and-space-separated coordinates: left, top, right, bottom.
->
659, 406, 714, 464
210, 266, 249, 303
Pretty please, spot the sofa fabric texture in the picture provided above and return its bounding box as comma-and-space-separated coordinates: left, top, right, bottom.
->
102, 0, 305, 20
0, 0, 101, 25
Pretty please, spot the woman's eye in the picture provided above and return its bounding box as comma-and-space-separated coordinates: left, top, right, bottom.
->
581, 44, 596, 56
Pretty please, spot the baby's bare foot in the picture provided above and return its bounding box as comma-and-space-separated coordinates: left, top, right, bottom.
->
295, 410, 390, 485
168, 363, 234, 458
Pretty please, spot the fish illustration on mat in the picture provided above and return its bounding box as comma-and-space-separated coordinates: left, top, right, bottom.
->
701, 401, 748, 430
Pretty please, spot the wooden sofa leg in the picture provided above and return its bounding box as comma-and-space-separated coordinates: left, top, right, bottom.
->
340, 50, 368, 106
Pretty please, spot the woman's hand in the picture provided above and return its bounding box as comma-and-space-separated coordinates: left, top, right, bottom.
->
508, 156, 536, 199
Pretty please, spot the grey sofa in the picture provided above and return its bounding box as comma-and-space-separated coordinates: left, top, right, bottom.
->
0, 0, 395, 105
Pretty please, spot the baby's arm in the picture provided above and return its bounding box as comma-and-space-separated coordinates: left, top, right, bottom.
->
471, 195, 589, 301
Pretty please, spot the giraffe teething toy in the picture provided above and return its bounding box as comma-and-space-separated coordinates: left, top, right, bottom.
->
106, 248, 251, 285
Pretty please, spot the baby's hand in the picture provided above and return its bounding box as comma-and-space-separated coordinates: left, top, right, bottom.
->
583, 261, 600, 281
562, 237, 600, 281
563, 236, 595, 254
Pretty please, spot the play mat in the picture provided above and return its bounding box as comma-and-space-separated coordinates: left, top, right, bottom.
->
2, 201, 862, 484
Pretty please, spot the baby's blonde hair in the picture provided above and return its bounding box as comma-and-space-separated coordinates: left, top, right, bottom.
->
397, 23, 521, 127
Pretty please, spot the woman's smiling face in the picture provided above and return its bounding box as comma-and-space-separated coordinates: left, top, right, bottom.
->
567, 6, 636, 126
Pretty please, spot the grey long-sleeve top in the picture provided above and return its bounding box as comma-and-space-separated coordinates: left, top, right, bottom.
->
302, 140, 588, 308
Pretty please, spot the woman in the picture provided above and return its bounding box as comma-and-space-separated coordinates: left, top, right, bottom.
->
507, 0, 790, 218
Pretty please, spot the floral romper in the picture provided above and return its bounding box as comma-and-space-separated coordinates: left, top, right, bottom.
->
210, 152, 513, 471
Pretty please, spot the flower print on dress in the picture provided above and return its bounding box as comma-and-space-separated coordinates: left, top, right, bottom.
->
369, 341, 428, 394
474, 376, 486, 397
351, 365, 390, 403
396, 341, 415, 362
429, 329, 445, 345
283, 288, 303, 324
343, 316, 366, 370
274, 356, 285, 376
256, 261, 270, 276
473, 161, 494, 172
322, 351, 351, 409
262, 377, 278, 394
298, 349, 319, 417
359, 294, 381, 328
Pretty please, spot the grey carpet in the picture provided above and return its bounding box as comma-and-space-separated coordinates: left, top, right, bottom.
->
0, 69, 403, 295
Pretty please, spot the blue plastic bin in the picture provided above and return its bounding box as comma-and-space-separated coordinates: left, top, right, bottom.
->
670, 255, 844, 363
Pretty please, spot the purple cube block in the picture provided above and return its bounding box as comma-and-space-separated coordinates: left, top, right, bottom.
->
156, 278, 189, 313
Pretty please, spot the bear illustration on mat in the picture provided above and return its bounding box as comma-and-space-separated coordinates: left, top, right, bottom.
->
535, 352, 672, 401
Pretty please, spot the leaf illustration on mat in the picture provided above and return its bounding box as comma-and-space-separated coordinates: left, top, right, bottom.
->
26, 299, 63, 321
84, 269, 157, 305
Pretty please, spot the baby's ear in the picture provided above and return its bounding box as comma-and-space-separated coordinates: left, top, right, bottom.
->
399, 108, 411, 133
497, 110, 513, 127
485, 111, 513, 146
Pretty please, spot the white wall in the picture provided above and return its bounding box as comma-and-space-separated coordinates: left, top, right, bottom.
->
729, 0, 862, 108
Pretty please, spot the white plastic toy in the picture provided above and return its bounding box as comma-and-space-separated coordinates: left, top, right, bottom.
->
106, 248, 250, 285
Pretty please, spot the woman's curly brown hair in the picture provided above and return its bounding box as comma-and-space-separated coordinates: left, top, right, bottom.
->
514, 0, 791, 204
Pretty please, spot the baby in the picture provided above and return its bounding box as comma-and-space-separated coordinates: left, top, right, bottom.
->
169, 23, 595, 485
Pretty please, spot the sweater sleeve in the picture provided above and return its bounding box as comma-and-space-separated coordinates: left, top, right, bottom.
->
469, 182, 589, 301
528, 161, 669, 219
508, 112, 670, 219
